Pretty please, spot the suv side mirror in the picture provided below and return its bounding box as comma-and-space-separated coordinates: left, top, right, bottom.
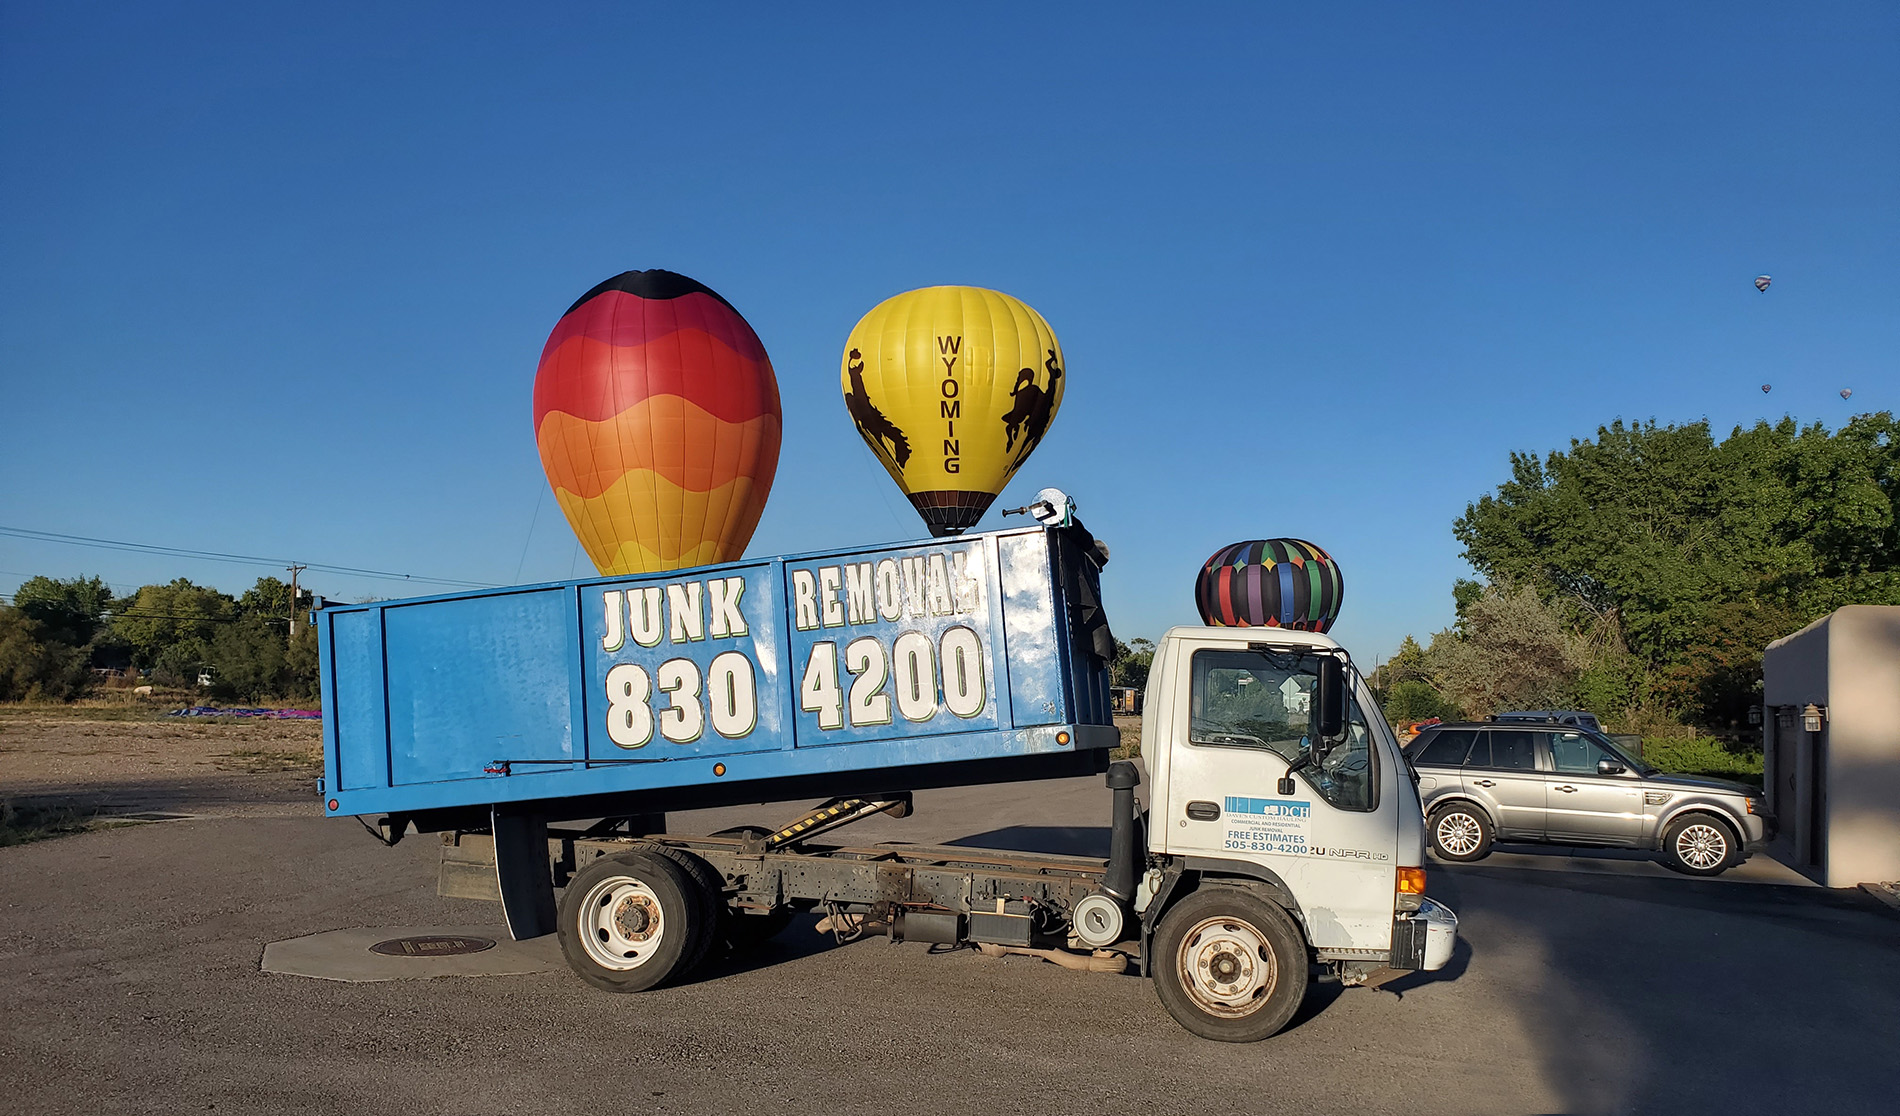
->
1597, 757, 1626, 776
1316, 658, 1346, 739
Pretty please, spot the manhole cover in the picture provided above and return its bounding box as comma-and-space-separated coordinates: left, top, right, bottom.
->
368, 935, 496, 957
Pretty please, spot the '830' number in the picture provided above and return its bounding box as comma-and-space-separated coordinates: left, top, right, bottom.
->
605, 651, 757, 748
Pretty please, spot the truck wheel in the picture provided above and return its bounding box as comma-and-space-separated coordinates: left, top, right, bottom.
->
1151, 887, 1307, 1042
1429, 804, 1493, 862
638, 843, 725, 971
558, 851, 711, 992
1662, 814, 1738, 876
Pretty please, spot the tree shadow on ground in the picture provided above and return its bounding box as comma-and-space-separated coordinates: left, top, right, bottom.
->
1435, 860, 1900, 1114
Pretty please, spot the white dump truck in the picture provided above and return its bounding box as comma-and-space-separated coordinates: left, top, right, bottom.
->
323, 522, 1457, 1041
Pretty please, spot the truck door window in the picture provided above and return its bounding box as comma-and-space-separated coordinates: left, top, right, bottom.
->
1187, 649, 1375, 811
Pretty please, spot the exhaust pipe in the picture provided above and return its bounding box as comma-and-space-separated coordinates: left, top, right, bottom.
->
1103, 761, 1142, 902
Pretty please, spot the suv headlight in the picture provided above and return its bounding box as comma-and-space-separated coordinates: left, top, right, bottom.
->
1746, 797, 1765, 815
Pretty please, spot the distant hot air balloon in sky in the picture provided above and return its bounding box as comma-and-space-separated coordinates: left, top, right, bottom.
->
1761, 384, 1773, 394
1195, 540, 1344, 633
1841, 388, 1853, 400
534, 270, 781, 575
841, 286, 1064, 536
1755, 275, 1772, 292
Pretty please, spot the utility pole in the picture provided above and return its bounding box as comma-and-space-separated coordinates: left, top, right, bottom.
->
286, 564, 307, 642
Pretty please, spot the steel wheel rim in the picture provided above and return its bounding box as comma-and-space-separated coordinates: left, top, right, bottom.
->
579, 876, 666, 970
1675, 824, 1728, 870
1436, 813, 1482, 856
1177, 916, 1276, 1018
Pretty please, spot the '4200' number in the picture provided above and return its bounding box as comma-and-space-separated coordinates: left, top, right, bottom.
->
801, 627, 987, 728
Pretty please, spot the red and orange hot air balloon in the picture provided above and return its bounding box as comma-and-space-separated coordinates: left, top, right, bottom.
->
533, 270, 782, 575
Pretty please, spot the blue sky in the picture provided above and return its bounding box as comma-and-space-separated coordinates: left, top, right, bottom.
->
1, 2, 1894, 664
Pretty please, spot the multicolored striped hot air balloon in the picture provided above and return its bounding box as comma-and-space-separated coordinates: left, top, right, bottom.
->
534, 270, 782, 575
1194, 540, 1344, 633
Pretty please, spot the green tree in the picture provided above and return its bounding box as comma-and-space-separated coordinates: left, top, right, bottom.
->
0, 606, 89, 701
1451, 413, 1900, 727
110, 579, 237, 685
1111, 637, 1155, 690
11, 575, 113, 647
1428, 584, 1586, 718
203, 577, 320, 702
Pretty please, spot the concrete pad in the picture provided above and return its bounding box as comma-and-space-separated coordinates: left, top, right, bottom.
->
262, 926, 563, 982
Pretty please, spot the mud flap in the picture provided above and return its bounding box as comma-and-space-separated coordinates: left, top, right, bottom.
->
492, 806, 556, 940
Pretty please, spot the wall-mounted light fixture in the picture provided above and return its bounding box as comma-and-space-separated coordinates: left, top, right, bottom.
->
1747, 706, 1763, 726
1802, 703, 1827, 733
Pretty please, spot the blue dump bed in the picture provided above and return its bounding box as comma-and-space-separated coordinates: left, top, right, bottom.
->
316, 524, 1117, 824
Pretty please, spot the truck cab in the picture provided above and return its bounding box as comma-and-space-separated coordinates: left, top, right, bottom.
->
1132, 625, 1453, 1037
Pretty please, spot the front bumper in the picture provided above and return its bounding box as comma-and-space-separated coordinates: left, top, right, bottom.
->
1390, 897, 1459, 971
1742, 812, 1772, 851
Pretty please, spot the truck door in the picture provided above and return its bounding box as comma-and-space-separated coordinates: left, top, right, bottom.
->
1160, 647, 1397, 953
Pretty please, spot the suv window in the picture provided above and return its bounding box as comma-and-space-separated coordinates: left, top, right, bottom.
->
1550, 731, 1614, 774
1412, 729, 1476, 767
1187, 648, 1375, 812
1474, 730, 1538, 771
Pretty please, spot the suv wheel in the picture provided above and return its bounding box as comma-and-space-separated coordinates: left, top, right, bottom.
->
1429, 804, 1493, 862
1662, 814, 1739, 876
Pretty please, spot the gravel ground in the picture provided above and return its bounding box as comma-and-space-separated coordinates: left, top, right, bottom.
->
2, 713, 1896, 1115
0, 709, 321, 819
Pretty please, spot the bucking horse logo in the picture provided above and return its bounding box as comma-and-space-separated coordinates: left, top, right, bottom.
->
845, 348, 911, 468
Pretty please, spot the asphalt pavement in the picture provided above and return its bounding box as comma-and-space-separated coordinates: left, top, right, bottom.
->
2, 773, 1895, 1116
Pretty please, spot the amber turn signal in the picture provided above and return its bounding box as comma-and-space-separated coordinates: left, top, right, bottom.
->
1396, 866, 1427, 895
1056, 731, 1071, 746
713, 763, 727, 777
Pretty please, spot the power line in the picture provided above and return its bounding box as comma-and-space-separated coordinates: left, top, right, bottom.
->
0, 525, 495, 589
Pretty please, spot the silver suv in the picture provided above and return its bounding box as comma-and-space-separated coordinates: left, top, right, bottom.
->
1403, 721, 1771, 876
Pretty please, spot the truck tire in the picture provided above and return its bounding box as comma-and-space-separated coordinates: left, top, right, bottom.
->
709, 826, 793, 952
636, 843, 725, 972
1151, 886, 1307, 1042
1661, 813, 1739, 876
558, 850, 712, 992
1428, 803, 1494, 862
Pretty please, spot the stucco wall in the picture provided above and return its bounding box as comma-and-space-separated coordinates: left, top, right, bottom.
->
1764, 606, 1900, 887
1823, 607, 1900, 887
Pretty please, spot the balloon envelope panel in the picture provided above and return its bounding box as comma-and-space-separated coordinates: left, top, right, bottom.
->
841, 286, 1064, 536
535, 271, 782, 575
1195, 539, 1344, 632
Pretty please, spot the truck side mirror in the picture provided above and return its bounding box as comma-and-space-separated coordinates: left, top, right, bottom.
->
1316, 658, 1346, 739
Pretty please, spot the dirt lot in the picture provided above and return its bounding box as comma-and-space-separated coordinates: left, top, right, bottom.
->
0, 707, 322, 826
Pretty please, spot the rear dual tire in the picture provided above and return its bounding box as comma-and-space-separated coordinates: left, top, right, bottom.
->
558, 847, 720, 992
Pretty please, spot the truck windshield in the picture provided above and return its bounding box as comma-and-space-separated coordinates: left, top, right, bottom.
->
1187, 648, 1376, 811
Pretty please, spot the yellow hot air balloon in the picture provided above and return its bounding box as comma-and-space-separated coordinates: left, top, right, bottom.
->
841, 286, 1065, 536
